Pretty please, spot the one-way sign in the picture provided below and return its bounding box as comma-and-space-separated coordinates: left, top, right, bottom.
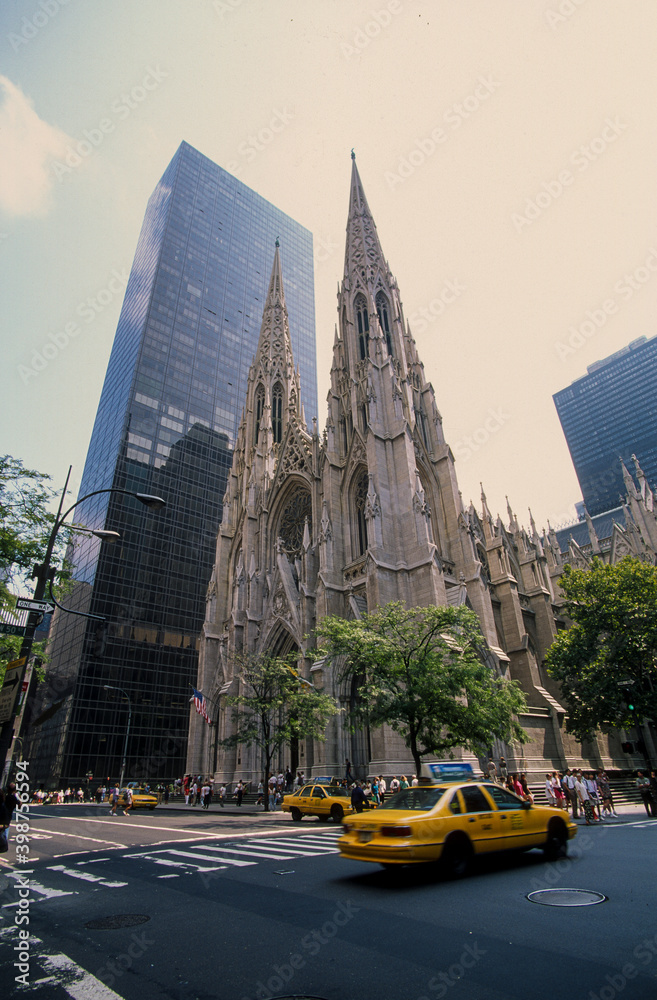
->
15, 597, 55, 614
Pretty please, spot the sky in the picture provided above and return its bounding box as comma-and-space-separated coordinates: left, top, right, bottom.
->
2, 0, 657, 534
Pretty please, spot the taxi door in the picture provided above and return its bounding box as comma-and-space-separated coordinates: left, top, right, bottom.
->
310, 786, 328, 817
481, 783, 541, 850
458, 785, 498, 852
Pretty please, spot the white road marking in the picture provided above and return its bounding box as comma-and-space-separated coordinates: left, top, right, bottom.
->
30, 826, 127, 848
47, 864, 128, 888
2, 872, 77, 906
40, 949, 125, 999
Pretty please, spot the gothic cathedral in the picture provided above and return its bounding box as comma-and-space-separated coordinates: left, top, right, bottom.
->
187, 155, 656, 783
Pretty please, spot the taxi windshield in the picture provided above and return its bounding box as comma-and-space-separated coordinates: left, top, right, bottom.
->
325, 786, 349, 798
378, 786, 448, 811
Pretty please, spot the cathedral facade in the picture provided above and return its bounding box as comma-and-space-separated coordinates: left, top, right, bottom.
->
187, 156, 657, 783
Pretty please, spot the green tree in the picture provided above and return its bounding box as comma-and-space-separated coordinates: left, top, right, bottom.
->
220, 653, 339, 810
0, 455, 71, 679
546, 556, 657, 741
314, 602, 528, 775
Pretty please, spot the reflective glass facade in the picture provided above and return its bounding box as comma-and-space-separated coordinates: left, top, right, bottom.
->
26, 142, 316, 787
554, 336, 657, 516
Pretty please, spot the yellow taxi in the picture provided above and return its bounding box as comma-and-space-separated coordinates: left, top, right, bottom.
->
117, 784, 158, 810
338, 763, 576, 876
282, 781, 357, 823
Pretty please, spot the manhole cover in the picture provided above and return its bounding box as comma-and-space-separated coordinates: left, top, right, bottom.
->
85, 914, 151, 929
527, 889, 607, 907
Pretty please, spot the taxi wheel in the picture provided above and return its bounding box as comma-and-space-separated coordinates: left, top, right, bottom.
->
331, 805, 344, 823
291, 807, 302, 822
441, 836, 473, 879
543, 821, 568, 861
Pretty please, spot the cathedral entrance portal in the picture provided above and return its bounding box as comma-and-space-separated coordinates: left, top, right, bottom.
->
269, 626, 301, 777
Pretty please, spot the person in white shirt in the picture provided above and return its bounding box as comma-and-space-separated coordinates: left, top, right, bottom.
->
378, 776, 387, 803
545, 773, 556, 807
574, 771, 594, 824
411, 775, 419, 787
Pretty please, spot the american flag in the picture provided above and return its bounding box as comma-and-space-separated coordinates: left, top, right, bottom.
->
191, 687, 211, 724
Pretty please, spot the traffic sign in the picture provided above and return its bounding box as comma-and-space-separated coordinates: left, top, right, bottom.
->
16, 598, 55, 614
0, 623, 26, 636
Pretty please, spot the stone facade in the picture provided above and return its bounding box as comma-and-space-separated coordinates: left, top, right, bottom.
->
187, 157, 657, 784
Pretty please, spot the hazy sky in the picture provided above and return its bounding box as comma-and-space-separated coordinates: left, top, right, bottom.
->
2, 0, 656, 533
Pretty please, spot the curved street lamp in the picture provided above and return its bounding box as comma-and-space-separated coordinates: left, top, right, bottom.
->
0, 471, 166, 777
103, 684, 132, 790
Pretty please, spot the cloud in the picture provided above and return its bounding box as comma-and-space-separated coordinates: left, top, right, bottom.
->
0, 76, 72, 217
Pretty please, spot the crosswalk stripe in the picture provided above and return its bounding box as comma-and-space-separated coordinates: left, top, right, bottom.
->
193, 846, 306, 860
152, 849, 256, 867
47, 864, 128, 887
249, 838, 338, 854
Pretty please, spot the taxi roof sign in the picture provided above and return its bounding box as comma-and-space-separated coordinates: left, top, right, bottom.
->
421, 761, 476, 783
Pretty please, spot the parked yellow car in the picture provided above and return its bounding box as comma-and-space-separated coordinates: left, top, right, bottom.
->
282, 783, 356, 823
338, 778, 576, 876
117, 785, 158, 810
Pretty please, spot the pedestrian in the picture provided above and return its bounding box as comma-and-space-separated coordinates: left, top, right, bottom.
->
219, 784, 226, 807
390, 775, 400, 795
596, 770, 615, 817
378, 775, 387, 803
0, 790, 9, 853
164, 785, 170, 804
411, 774, 419, 787
268, 775, 277, 810
487, 757, 498, 783
648, 772, 657, 817
236, 780, 244, 806
564, 769, 579, 819
201, 782, 211, 809
284, 768, 293, 792
350, 781, 367, 814
498, 756, 508, 782
110, 785, 120, 815
544, 773, 556, 807
551, 772, 566, 810
370, 777, 379, 805
256, 782, 264, 807
400, 775, 409, 790
584, 772, 601, 820
635, 771, 652, 816
345, 758, 354, 783
123, 786, 133, 817
575, 770, 595, 825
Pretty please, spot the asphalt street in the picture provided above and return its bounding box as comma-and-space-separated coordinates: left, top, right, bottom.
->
1, 805, 656, 1000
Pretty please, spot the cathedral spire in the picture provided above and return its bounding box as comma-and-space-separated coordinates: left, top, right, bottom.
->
343, 153, 387, 286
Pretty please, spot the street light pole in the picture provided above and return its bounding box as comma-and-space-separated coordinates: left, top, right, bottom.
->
0, 474, 166, 781
104, 684, 132, 789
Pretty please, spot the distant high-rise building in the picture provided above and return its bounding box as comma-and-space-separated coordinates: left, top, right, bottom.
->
553, 336, 657, 517
25, 141, 316, 787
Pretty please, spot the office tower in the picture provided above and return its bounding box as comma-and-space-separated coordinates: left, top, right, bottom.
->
26, 141, 316, 787
553, 336, 657, 517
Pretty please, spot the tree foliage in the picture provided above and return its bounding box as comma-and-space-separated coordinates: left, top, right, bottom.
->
220, 653, 339, 809
0, 455, 71, 676
314, 602, 528, 775
545, 556, 657, 741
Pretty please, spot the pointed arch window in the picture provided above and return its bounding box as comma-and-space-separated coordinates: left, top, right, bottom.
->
254, 384, 265, 445
354, 470, 369, 557
355, 295, 369, 361
376, 292, 393, 356
272, 382, 283, 444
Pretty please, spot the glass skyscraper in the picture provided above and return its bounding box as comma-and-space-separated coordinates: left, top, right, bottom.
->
553, 335, 657, 517
25, 141, 316, 788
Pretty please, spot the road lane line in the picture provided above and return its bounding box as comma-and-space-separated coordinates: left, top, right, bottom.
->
30, 826, 127, 848
140, 848, 256, 867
